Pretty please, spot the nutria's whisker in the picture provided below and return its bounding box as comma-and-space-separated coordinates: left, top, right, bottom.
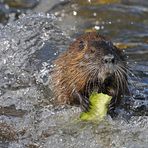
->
117, 65, 136, 91
117, 69, 127, 94
85, 69, 95, 95
120, 64, 139, 81
88, 69, 97, 95
114, 70, 121, 104
116, 69, 124, 91
114, 71, 120, 96
117, 65, 138, 98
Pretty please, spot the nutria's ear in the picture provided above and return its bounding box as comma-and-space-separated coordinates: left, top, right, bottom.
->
79, 40, 88, 51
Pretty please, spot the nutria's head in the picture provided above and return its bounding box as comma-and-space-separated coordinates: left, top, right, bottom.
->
65, 32, 128, 96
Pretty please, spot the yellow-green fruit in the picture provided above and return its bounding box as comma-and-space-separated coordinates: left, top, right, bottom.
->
80, 92, 112, 121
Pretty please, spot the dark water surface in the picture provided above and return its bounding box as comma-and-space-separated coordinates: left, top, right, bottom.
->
0, 0, 148, 148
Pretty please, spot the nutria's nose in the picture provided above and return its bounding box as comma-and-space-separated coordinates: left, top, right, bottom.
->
103, 54, 115, 64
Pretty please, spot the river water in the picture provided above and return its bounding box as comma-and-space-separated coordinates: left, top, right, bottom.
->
0, 0, 148, 148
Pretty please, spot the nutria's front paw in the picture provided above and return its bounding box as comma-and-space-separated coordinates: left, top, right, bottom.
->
73, 90, 90, 111
81, 96, 91, 111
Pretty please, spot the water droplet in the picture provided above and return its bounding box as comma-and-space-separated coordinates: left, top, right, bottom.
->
3, 59, 6, 64
136, 90, 140, 95
94, 26, 100, 30
73, 11, 77, 16
46, 13, 50, 18
5, 4, 9, 10
17, 9, 21, 13
93, 12, 97, 16
101, 26, 104, 29
60, 138, 63, 142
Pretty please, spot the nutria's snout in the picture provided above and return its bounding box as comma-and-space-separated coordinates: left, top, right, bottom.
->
102, 54, 115, 65
101, 54, 116, 75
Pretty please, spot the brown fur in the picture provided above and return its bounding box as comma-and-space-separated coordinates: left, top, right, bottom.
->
52, 32, 128, 108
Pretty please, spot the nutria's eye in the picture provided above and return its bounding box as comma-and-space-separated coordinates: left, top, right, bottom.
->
79, 40, 85, 50
90, 47, 96, 53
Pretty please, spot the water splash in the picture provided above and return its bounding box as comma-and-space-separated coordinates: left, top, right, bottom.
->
0, 1, 148, 147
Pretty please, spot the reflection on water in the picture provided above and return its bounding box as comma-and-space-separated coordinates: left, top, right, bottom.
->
0, 0, 148, 148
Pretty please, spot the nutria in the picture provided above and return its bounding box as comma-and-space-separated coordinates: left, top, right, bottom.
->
52, 32, 129, 113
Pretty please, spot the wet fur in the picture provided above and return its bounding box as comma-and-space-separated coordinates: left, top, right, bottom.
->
52, 32, 129, 112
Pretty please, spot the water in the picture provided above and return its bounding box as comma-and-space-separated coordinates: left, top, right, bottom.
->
0, 0, 148, 148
